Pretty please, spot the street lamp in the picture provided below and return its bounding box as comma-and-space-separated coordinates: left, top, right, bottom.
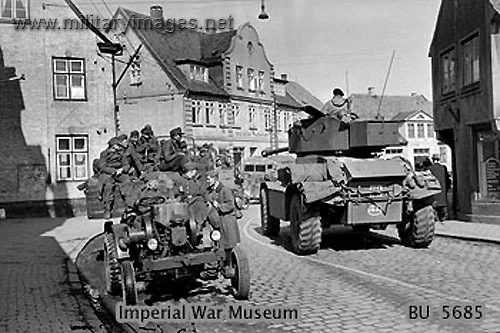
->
258, 0, 269, 20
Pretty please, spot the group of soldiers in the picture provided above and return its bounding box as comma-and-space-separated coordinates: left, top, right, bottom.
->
80, 124, 241, 277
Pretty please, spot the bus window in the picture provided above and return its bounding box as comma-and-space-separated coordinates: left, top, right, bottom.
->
267, 164, 274, 169
244, 165, 255, 172
256, 165, 266, 172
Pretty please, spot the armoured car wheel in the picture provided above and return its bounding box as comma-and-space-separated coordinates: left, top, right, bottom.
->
289, 193, 322, 255
231, 245, 250, 300
260, 187, 280, 236
121, 261, 138, 305
104, 233, 121, 295
398, 203, 435, 248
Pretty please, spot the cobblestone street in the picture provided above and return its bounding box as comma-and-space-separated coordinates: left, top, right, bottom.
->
0, 217, 105, 333
76, 206, 500, 333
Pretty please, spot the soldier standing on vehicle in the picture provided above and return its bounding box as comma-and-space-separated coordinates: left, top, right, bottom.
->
427, 154, 451, 222
206, 170, 240, 278
137, 125, 160, 172
321, 88, 358, 125
159, 127, 188, 172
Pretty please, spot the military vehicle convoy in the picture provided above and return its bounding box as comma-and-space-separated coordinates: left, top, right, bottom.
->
260, 106, 441, 255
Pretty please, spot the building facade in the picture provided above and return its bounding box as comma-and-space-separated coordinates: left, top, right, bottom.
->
381, 110, 452, 171
0, 0, 114, 216
113, 7, 320, 165
429, 0, 500, 222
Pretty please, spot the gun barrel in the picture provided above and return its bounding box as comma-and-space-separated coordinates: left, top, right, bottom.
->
261, 147, 289, 157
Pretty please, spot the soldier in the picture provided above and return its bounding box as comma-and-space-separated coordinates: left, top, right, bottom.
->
120, 132, 143, 177
206, 170, 240, 278
159, 127, 188, 172
427, 154, 451, 222
99, 137, 133, 217
181, 162, 212, 231
321, 88, 358, 125
137, 125, 160, 172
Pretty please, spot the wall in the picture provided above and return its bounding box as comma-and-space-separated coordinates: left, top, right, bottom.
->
0, 0, 114, 213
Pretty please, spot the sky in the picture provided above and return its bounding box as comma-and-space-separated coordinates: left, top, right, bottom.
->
75, 0, 442, 102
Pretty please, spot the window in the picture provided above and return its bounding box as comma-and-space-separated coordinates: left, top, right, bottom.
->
407, 123, 415, 138
236, 65, 243, 89
53, 58, 86, 100
427, 123, 434, 138
227, 104, 239, 126
414, 148, 430, 154
219, 103, 226, 126
249, 106, 256, 129
205, 102, 214, 125
417, 123, 425, 138
244, 165, 255, 172
248, 68, 256, 91
439, 146, 448, 164
264, 109, 271, 130
283, 112, 290, 130
1, 0, 28, 19
191, 100, 202, 124
130, 58, 142, 86
258, 71, 265, 93
441, 48, 456, 94
56, 135, 88, 181
462, 35, 480, 86
189, 64, 208, 82
385, 148, 403, 154
276, 111, 281, 131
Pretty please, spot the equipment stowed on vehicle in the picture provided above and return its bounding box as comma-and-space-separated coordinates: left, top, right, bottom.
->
102, 182, 250, 305
260, 105, 442, 255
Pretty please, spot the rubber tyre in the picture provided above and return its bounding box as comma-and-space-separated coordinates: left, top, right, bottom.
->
104, 233, 121, 295
231, 245, 250, 300
398, 204, 435, 248
260, 187, 280, 236
121, 261, 138, 305
289, 193, 322, 255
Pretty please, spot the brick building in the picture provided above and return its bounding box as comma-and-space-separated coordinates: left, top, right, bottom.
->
0, 0, 114, 216
429, 0, 500, 222
112, 6, 321, 164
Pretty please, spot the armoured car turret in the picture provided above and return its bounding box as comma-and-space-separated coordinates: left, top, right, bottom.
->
260, 106, 441, 255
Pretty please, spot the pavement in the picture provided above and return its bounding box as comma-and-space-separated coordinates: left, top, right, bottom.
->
1, 210, 500, 333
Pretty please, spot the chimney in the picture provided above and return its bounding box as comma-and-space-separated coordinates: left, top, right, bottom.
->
368, 86, 375, 95
411, 92, 418, 97
150, 5, 163, 22
281, 74, 288, 81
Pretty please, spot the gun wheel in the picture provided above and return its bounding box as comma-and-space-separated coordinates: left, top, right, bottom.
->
121, 261, 138, 305
231, 245, 250, 300
260, 187, 280, 236
398, 203, 435, 248
104, 233, 121, 295
289, 193, 322, 255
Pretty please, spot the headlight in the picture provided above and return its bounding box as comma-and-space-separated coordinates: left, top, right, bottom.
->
210, 230, 221, 242
147, 238, 158, 251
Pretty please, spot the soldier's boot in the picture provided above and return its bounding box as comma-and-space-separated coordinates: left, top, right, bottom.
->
200, 263, 218, 280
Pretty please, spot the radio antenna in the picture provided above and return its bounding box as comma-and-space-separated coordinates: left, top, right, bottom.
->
376, 50, 396, 120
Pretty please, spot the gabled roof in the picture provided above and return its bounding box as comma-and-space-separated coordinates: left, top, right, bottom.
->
348, 93, 433, 121
490, 0, 500, 13
117, 7, 236, 97
274, 79, 323, 110
391, 110, 433, 121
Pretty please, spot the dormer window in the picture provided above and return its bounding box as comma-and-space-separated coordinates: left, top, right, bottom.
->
189, 64, 209, 82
